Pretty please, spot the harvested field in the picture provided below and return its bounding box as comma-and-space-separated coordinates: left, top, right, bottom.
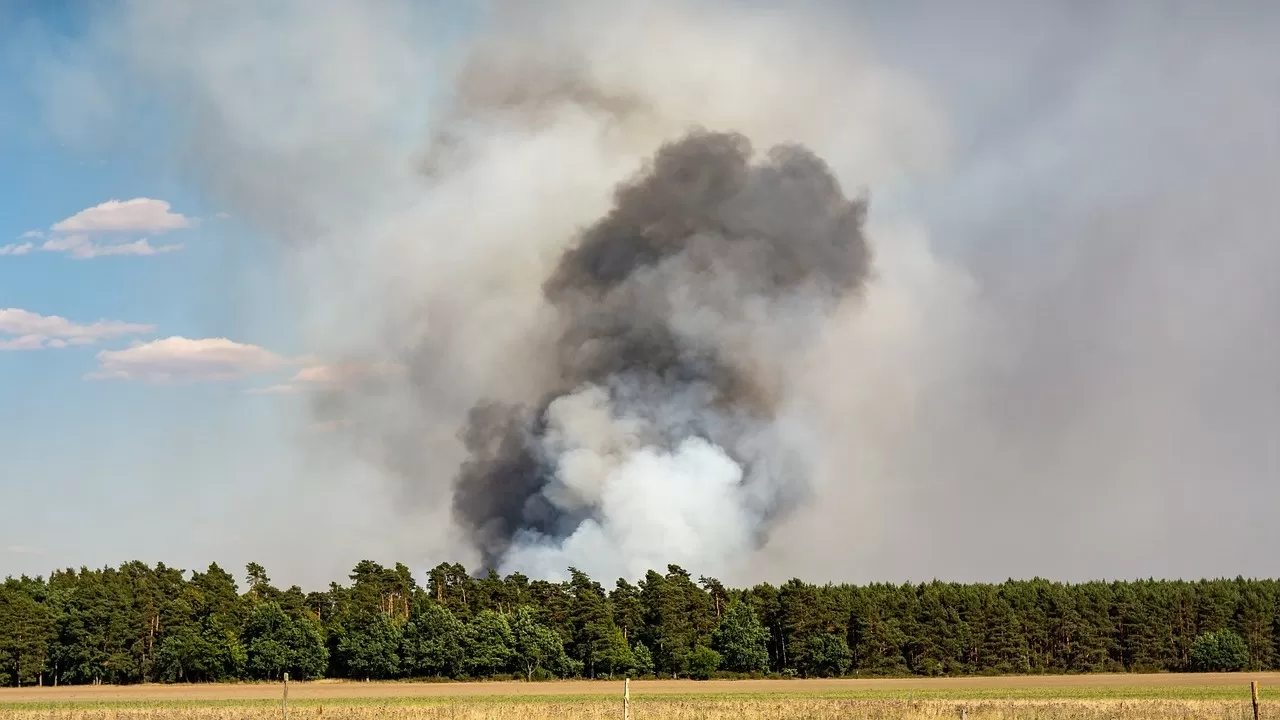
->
1, 674, 1277, 718
2, 672, 1277, 703
0, 698, 1272, 720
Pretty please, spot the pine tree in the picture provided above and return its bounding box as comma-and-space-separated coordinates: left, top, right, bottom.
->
611, 580, 644, 644
567, 568, 618, 678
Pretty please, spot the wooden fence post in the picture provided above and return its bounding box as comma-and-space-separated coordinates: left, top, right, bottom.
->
1252, 680, 1260, 720
283, 672, 290, 720
623, 677, 630, 720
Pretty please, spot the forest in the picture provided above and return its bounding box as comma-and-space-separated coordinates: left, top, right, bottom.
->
1, 560, 1277, 686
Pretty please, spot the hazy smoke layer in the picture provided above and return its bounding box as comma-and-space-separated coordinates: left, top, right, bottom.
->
28, 0, 1279, 587
453, 130, 870, 577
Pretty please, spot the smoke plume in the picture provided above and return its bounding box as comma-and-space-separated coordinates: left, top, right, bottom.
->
274, 0, 935, 582
452, 130, 870, 577
26, 0, 1279, 587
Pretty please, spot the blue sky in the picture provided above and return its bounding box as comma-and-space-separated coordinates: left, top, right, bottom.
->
0, 0, 491, 588
0, 1, 338, 581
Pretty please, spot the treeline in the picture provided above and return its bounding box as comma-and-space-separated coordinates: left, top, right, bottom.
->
1, 560, 1278, 686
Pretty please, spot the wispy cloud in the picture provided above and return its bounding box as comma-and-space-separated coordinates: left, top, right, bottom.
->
0, 242, 34, 256
0, 308, 153, 351
40, 235, 182, 259
87, 336, 299, 383
8, 198, 193, 259
245, 361, 405, 395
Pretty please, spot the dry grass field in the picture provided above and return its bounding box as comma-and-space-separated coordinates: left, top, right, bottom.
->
1, 674, 1276, 719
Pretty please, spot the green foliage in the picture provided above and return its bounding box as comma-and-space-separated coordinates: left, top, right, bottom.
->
509, 605, 566, 681
713, 600, 769, 673
798, 633, 852, 678
1189, 630, 1249, 672
154, 625, 246, 682
686, 645, 721, 680
640, 566, 711, 677
401, 600, 465, 678
566, 568, 625, 678
464, 609, 514, 677
244, 563, 271, 597
557, 655, 585, 678
241, 602, 327, 681
596, 625, 634, 678
335, 612, 401, 680
630, 641, 655, 676
0, 581, 55, 686
6, 560, 1280, 686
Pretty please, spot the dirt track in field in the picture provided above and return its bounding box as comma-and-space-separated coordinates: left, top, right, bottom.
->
2, 673, 1278, 704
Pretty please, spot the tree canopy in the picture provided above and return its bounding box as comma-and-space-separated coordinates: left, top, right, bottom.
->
1, 562, 1278, 685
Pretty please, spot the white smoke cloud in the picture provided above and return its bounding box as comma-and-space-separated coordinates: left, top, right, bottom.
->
392, 1, 949, 582
503, 425, 753, 583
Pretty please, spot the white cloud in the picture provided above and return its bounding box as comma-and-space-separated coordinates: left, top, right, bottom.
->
0, 242, 34, 256
87, 336, 298, 383
0, 335, 46, 351
51, 197, 194, 234
40, 235, 182, 259
0, 308, 153, 351
5, 198, 193, 260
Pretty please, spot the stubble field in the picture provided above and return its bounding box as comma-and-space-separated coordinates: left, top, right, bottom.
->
1, 674, 1276, 719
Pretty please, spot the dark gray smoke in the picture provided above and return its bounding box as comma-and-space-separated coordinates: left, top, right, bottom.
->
452, 129, 870, 574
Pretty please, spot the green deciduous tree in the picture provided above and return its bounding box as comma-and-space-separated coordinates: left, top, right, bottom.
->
630, 640, 655, 676
401, 600, 465, 678
1189, 630, 1249, 672
335, 612, 400, 680
798, 633, 852, 678
509, 605, 566, 681
686, 645, 721, 680
242, 602, 328, 680
597, 625, 633, 678
464, 609, 513, 677
713, 600, 769, 674
155, 625, 246, 682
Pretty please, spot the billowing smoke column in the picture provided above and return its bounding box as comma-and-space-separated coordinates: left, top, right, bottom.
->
48, 0, 1280, 587
452, 129, 871, 579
